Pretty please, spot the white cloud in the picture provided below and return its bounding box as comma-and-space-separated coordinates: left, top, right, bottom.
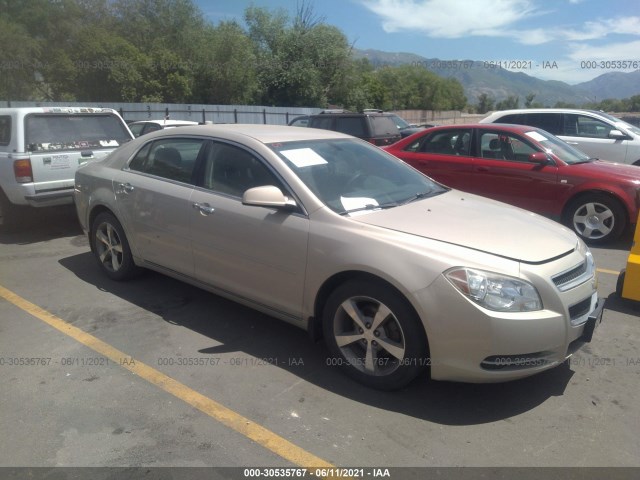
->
360, 0, 538, 38
567, 39, 640, 62
362, 1, 640, 46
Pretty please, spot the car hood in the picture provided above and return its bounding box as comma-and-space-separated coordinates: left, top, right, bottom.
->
352, 191, 577, 264
567, 159, 640, 181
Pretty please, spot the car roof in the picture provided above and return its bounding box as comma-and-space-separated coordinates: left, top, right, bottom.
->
141, 123, 354, 143
485, 108, 606, 116
0, 107, 117, 114
129, 119, 199, 126
417, 123, 544, 133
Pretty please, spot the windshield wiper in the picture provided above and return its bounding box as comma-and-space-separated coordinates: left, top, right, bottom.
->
401, 189, 445, 205
339, 203, 399, 215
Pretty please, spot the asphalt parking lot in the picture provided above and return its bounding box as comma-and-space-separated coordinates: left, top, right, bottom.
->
0, 206, 639, 476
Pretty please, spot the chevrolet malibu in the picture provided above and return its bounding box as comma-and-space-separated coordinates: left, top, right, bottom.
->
74, 125, 603, 390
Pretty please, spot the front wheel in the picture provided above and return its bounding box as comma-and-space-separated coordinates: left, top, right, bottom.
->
322, 280, 428, 390
90, 212, 140, 280
564, 194, 626, 245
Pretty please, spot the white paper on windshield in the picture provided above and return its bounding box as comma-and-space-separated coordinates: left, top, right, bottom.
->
340, 196, 379, 215
281, 148, 328, 168
525, 131, 548, 142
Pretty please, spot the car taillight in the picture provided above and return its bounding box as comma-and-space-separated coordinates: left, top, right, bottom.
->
366, 138, 376, 145
14, 159, 33, 183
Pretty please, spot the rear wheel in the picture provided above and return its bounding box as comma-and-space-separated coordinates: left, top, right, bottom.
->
564, 194, 626, 245
322, 279, 428, 390
90, 212, 139, 280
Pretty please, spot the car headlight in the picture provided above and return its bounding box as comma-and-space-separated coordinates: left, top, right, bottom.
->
445, 268, 542, 312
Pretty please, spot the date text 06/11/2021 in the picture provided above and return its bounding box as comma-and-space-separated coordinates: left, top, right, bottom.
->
243, 468, 391, 478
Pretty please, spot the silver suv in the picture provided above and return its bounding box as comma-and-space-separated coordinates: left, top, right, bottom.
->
480, 108, 640, 166
0, 107, 133, 231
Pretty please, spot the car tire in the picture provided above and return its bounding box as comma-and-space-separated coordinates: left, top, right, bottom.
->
564, 194, 626, 245
90, 212, 140, 281
322, 279, 428, 390
0, 189, 22, 233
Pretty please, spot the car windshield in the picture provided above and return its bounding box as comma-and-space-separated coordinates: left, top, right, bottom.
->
524, 130, 592, 164
269, 138, 447, 215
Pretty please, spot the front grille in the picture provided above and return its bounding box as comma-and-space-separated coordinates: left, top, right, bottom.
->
553, 261, 587, 290
569, 297, 592, 322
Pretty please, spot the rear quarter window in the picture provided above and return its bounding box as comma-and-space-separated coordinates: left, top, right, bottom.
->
370, 117, 400, 136
25, 114, 132, 152
0, 116, 10, 145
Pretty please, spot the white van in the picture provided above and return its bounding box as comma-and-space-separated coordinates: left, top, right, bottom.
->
0, 107, 133, 231
480, 108, 640, 166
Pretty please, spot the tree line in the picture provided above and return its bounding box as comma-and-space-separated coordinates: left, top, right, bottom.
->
2, 0, 637, 113
0, 0, 466, 111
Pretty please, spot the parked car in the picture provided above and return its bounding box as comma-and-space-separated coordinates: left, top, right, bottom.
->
0, 106, 133, 231
307, 110, 402, 146
480, 108, 640, 166
128, 119, 199, 137
288, 115, 310, 127
75, 124, 602, 390
384, 124, 640, 244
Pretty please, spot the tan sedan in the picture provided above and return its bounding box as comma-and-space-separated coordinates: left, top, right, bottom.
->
74, 125, 603, 390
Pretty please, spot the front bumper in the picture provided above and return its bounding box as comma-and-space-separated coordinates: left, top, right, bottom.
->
413, 256, 601, 383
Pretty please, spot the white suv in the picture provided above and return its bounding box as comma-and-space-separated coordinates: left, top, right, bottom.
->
480, 108, 640, 166
0, 107, 133, 231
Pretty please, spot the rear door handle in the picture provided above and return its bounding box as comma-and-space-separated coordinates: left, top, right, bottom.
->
566, 141, 579, 145
476, 166, 490, 172
193, 202, 215, 215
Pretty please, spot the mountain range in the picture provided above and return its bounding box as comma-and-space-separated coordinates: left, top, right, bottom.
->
353, 49, 640, 106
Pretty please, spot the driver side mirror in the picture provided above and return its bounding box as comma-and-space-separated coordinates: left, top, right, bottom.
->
609, 129, 628, 140
242, 185, 297, 210
528, 152, 550, 164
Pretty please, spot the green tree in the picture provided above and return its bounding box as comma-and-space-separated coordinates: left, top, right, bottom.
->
0, 17, 41, 101
496, 95, 519, 110
245, 2, 352, 106
193, 21, 259, 104
476, 93, 495, 114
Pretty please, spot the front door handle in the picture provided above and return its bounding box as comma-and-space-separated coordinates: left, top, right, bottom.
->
566, 141, 579, 145
117, 182, 134, 193
193, 202, 215, 215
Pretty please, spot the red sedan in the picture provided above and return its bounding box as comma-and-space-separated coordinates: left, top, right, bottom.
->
384, 124, 640, 244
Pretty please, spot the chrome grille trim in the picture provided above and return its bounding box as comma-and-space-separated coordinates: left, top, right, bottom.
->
552, 260, 589, 291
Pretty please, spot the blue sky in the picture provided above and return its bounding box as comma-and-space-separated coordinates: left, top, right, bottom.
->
196, 0, 638, 85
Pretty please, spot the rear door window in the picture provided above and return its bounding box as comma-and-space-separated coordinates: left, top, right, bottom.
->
25, 114, 131, 152
524, 113, 562, 135
310, 117, 334, 130
335, 117, 367, 137
128, 138, 206, 184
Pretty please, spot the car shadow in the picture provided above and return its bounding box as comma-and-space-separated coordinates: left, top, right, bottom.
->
59, 252, 574, 426
603, 292, 640, 315
0, 205, 82, 245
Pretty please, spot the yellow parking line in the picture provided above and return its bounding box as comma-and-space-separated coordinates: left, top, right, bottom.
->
0, 284, 334, 468
597, 268, 620, 276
